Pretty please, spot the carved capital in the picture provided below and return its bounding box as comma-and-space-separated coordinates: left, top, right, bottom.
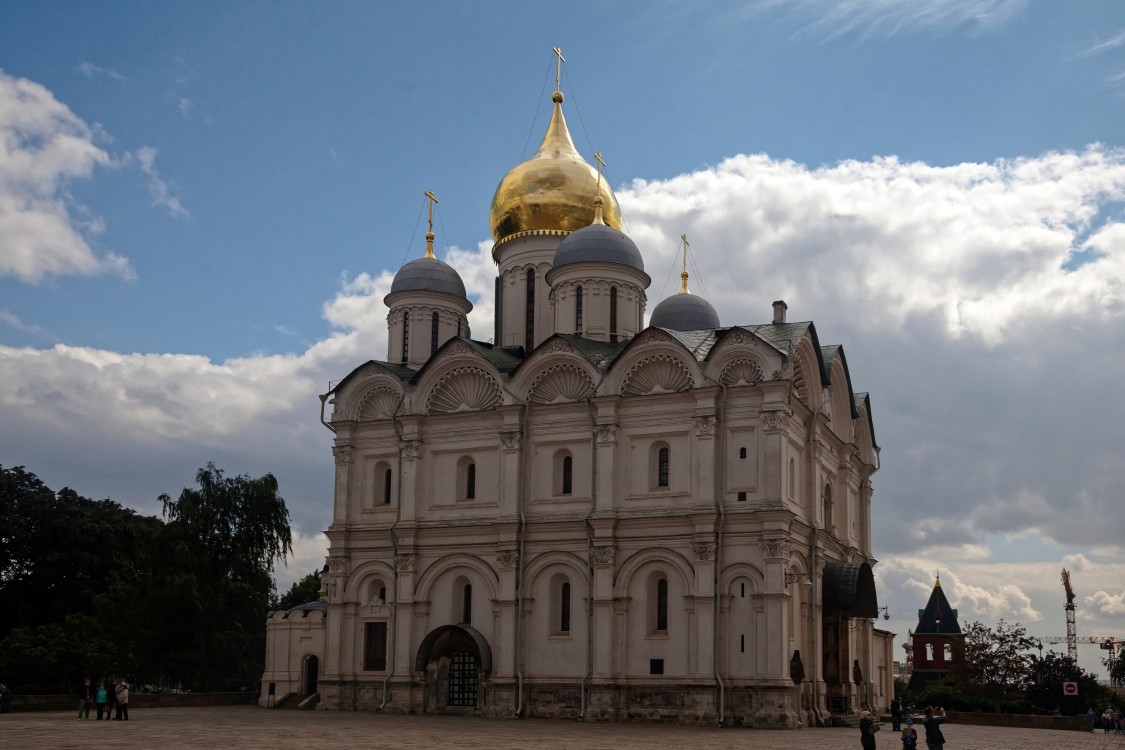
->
813, 438, 829, 462
495, 550, 519, 570
590, 546, 617, 566
693, 415, 716, 437
398, 439, 423, 458
326, 556, 348, 575
499, 429, 522, 450
690, 542, 716, 561
761, 411, 787, 431
596, 423, 618, 444
394, 554, 416, 572
760, 539, 790, 561
332, 445, 353, 464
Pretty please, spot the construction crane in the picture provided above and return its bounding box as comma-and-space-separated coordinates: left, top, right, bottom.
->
1040, 636, 1122, 686
1062, 569, 1077, 661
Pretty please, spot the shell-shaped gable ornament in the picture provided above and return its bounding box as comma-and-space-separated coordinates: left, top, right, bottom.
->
356, 386, 403, 420
427, 367, 503, 414
528, 364, 594, 404
720, 359, 764, 387
622, 355, 693, 396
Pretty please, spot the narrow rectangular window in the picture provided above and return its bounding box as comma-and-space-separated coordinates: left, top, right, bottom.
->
462, 583, 473, 625
363, 622, 388, 670
384, 468, 393, 505
431, 312, 440, 354
656, 578, 668, 632
560, 581, 571, 633
657, 446, 670, 488
609, 286, 618, 343
740, 634, 745, 653
649, 658, 664, 675
562, 456, 573, 495
466, 463, 476, 500
525, 269, 535, 352
575, 286, 583, 335
401, 311, 410, 363
740, 582, 745, 598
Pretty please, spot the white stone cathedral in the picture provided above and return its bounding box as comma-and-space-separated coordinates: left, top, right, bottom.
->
260, 81, 893, 728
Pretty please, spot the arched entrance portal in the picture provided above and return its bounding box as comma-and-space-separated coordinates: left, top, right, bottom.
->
304, 654, 319, 695
415, 625, 492, 713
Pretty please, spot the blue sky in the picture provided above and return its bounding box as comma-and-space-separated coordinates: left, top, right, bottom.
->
3, 1, 1125, 675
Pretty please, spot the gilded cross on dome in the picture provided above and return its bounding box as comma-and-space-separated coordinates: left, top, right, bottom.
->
680, 234, 691, 293
423, 189, 439, 259
553, 47, 565, 92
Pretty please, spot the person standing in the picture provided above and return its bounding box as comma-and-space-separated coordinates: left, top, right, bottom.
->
891, 697, 902, 731
95, 681, 107, 720
106, 677, 117, 718
77, 678, 93, 720
0, 682, 12, 714
114, 679, 129, 721
1088, 707, 1098, 732
923, 706, 947, 750
860, 709, 879, 750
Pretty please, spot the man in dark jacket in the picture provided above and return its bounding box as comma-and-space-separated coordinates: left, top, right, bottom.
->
923, 706, 947, 750
77, 678, 94, 719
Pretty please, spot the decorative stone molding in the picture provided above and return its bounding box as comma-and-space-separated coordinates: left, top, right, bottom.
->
813, 439, 829, 462
528, 363, 594, 404
769, 369, 783, 380
693, 415, 716, 437
326, 556, 348, 575
545, 339, 574, 353
355, 386, 402, 421
636, 328, 672, 344
495, 550, 519, 569
446, 341, 475, 356
590, 546, 617, 566
720, 359, 764, 386
399, 439, 423, 458
499, 429, 522, 450
332, 446, 353, 464
394, 554, 416, 572
690, 542, 716, 561
726, 330, 748, 345
596, 423, 618, 444
759, 540, 789, 560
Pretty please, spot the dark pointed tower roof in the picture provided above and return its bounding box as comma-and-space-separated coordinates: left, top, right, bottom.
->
914, 576, 961, 634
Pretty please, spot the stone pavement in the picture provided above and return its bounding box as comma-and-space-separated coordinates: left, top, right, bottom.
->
3, 707, 1125, 750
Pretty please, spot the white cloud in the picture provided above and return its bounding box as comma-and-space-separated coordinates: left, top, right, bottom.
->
1085, 590, 1125, 617
75, 61, 125, 81
0, 69, 134, 283
178, 97, 194, 117
744, 0, 1028, 40
1079, 28, 1125, 58
135, 146, 189, 219
0, 308, 52, 339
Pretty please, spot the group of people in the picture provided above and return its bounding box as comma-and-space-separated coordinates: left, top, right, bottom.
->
1087, 706, 1124, 733
865, 701, 948, 749
76, 677, 130, 721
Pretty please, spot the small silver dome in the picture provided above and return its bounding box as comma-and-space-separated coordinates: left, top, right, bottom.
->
389, 257, 467, 299
650, 292, 720, 331
553, 223, 645, 272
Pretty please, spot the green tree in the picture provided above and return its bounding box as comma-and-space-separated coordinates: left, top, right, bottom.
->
1103, 642, 1125, 687
159, 462, 292, 690
274, 570, 323, 611
955, 619, 1037, 711
1027, 651, 1107, 715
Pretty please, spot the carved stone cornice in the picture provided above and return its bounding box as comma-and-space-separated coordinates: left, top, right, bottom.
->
394, 554, 416, 572
596, 423, 618, 444
332, 446, 353, 464
495, 550, 519, 570
761, 411, 787, 431
545, 339, 574, 353
759, 539, 790, 561
398, 439, 423, 458
499, 429, 522, 451
325, 556, 348, 575
590, 546, 617, 566
690, 542, 716, 561
446, 341, 475, 356
693, 415, 716, 437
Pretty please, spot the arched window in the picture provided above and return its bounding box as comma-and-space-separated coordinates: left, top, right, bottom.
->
943, 643, 952, 662
658, 446, 670, 488
655, 577, 669, 632
431, 312, 440, 355
575, 286, 583, 335
925, 643, 934, 663
383, 468, 393, 505
739, 446, 747, 459
525, 268, 535, 351
560, 581, 571, 633
462, 582, 473, 624
401, 311, 410, 363
466, 463, 476, 501
562, 456, 573, 495
609, 286, 618, 343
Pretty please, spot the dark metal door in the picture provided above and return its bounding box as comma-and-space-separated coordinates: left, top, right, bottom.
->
447, 651, 478, 707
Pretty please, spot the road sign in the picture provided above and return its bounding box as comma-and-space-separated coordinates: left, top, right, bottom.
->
1063, 681, 1078, 695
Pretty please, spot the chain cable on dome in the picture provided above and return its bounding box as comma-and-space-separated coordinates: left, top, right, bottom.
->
399, 198, 427, 268
519, 57, 555, 163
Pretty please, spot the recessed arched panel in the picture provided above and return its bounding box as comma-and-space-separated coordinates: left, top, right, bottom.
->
528, 363, 594, 404
720, 358, 764, 386
622, 355, 693, 395
427, 367, 502, 414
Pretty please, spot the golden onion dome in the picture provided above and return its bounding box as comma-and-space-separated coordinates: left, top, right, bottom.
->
489, 91, 622, 246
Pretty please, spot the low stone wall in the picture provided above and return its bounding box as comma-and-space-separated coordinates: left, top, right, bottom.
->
9, 692, 258, 712
936, 712, 1087, 732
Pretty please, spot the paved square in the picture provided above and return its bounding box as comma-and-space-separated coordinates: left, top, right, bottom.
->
3, 707, 1124, 750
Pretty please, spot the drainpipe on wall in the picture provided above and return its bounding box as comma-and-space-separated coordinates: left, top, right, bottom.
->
806, 391, 831, 727
380, 392, 407, 711
703, 375, 728, 728
501, 384, 530, 719
579, 371, 607, 721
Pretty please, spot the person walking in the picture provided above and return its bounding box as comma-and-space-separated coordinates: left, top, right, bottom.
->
922, 706, 947, 750
860, 709, 880, 749
77, 677, 93, 720
95, 681, 108, 720
891, 698, 902, 731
